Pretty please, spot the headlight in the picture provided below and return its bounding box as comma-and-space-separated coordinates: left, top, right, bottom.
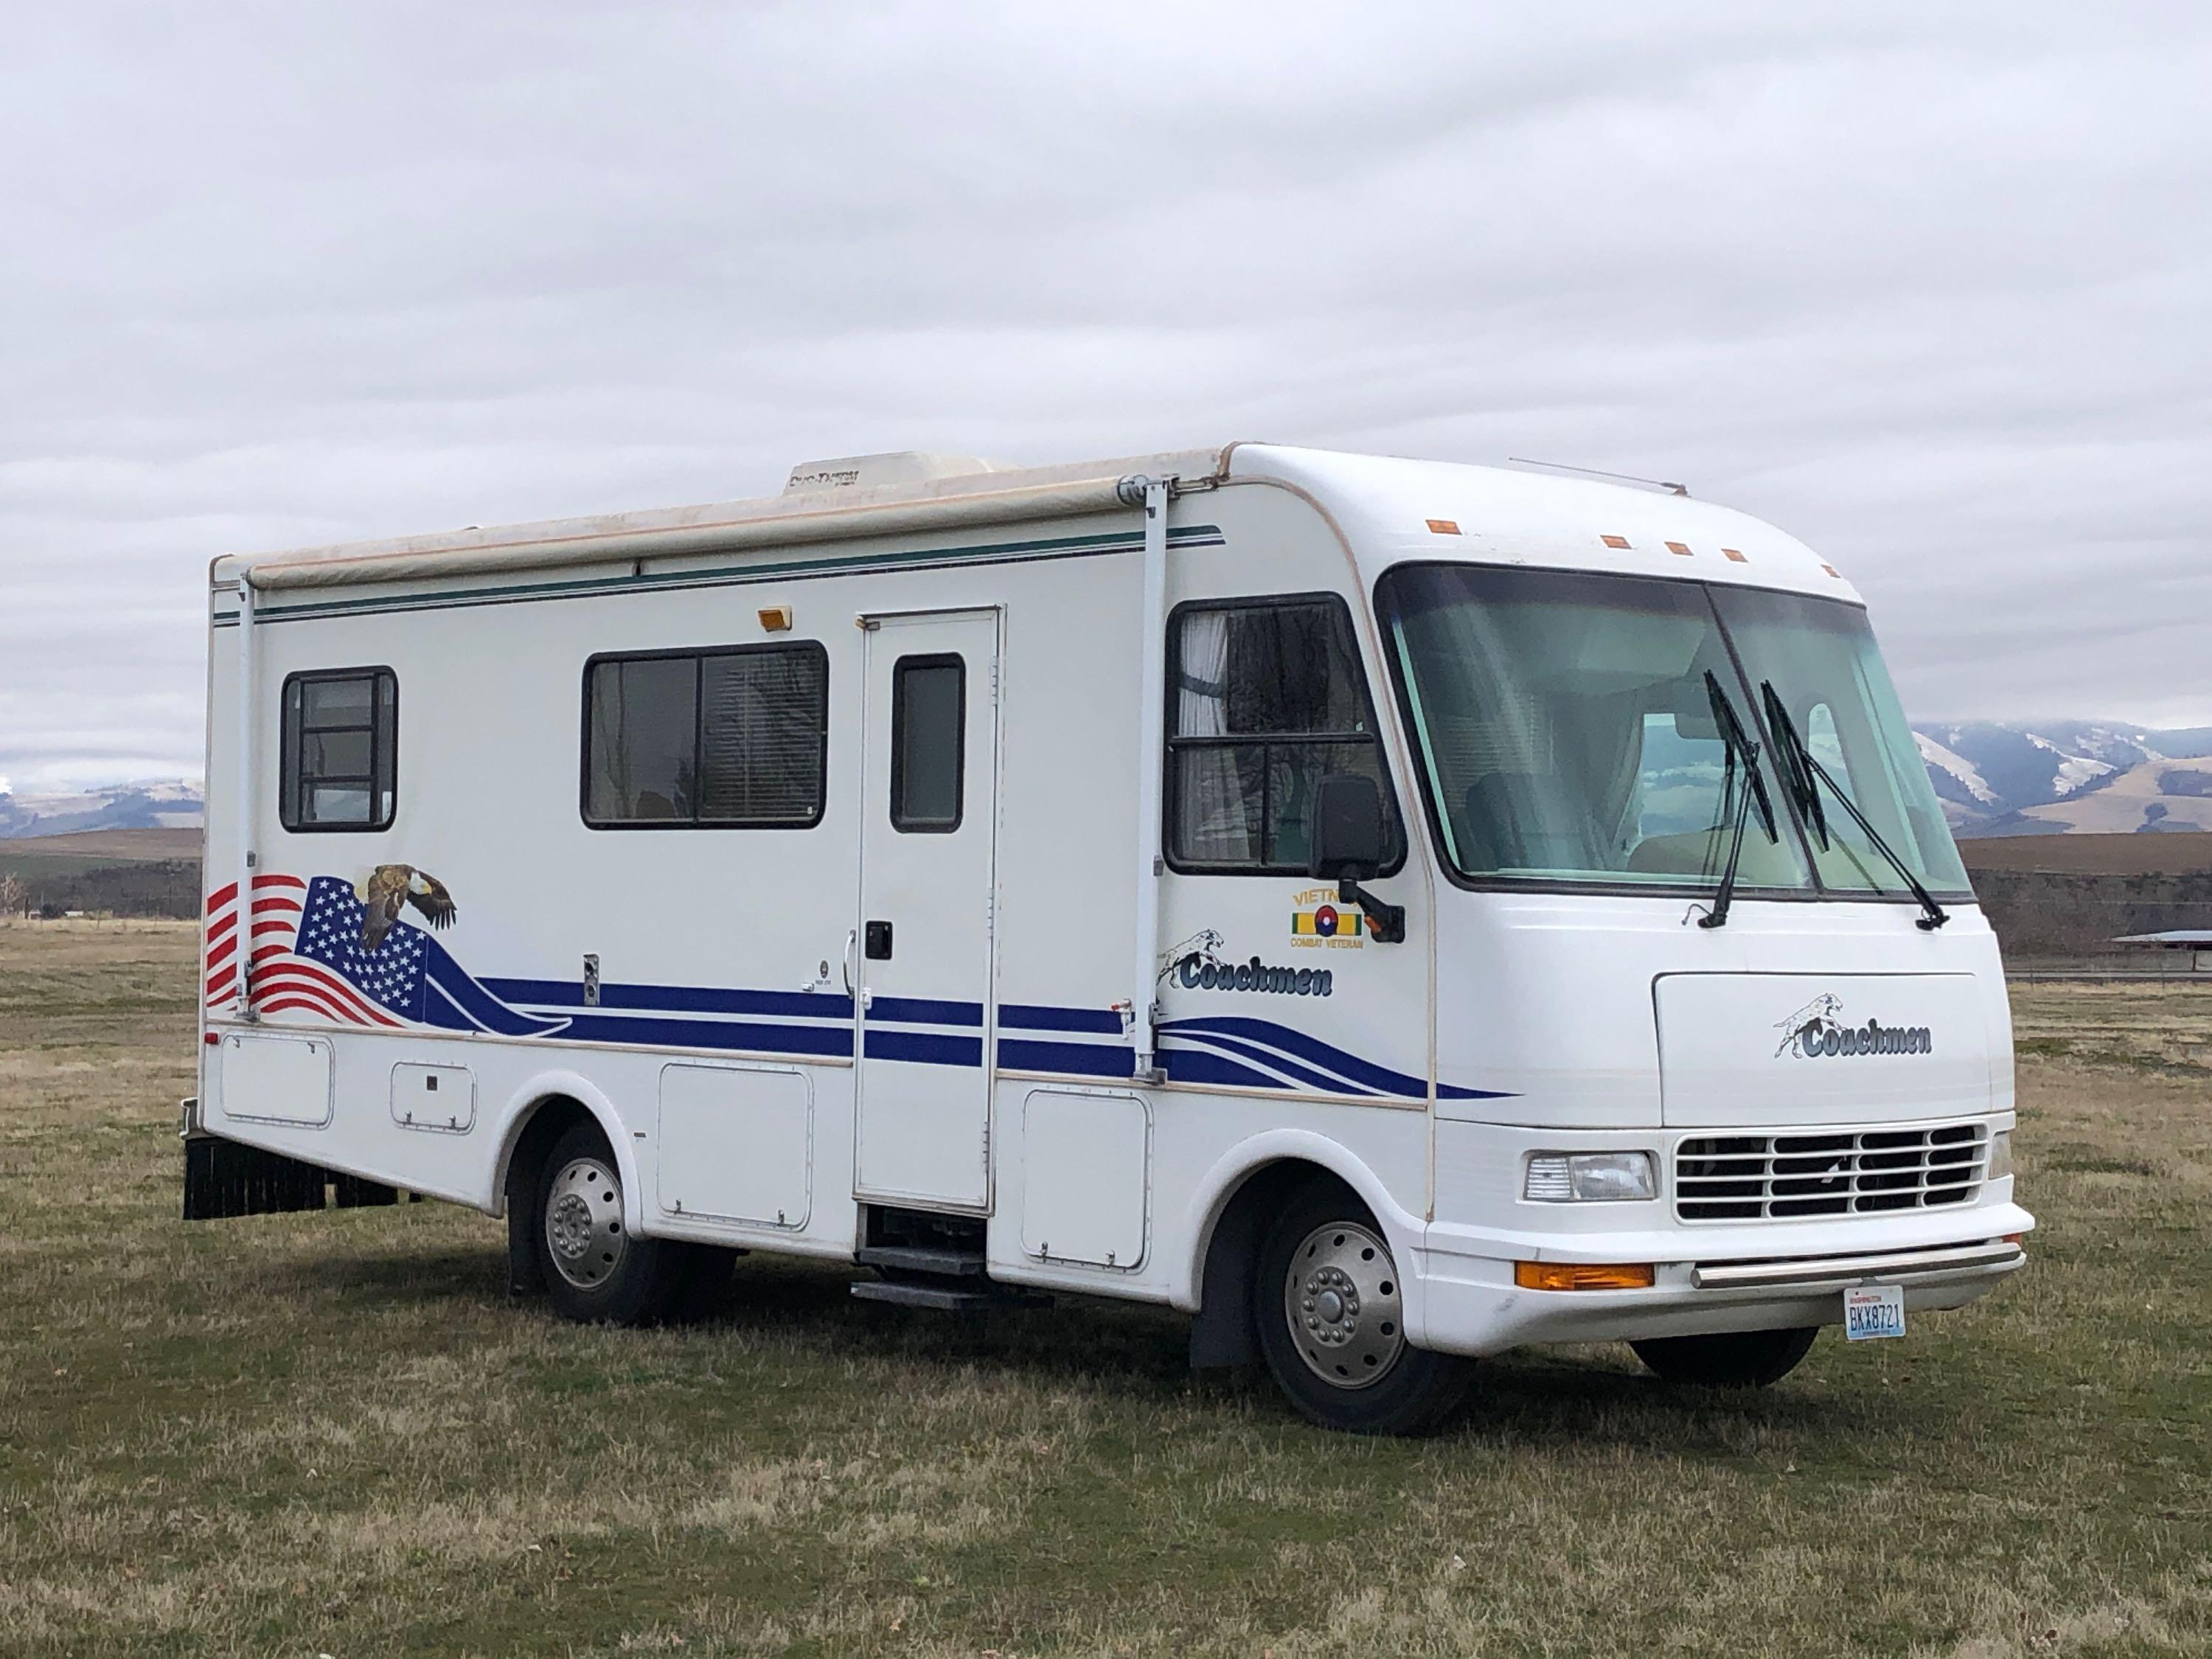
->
1525, 1152, 1657, 1203
1987, 1130, 2013, 1182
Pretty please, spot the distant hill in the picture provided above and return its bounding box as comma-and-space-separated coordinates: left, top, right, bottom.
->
0, 827, 203, 863
0, 780, 203, 839
1912, 722, 2212, 838
0, 827, 201, 918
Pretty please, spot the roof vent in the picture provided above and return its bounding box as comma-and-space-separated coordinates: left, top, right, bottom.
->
782, 451, 1018, 495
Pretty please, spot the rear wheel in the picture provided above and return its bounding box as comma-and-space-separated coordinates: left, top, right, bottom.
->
532, 1122, 689, 1325
1253, 1181, 1474, 1435
1632, 1326, 1818, 1388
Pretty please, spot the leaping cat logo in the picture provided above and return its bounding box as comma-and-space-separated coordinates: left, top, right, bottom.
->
1775, 992, 1846, 1058
1158, 928, 1225, 986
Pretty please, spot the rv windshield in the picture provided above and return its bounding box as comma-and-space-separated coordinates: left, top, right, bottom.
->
1376, 565, 1968, 897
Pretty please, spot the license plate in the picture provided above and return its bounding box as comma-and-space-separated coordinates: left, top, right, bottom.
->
1843, 1282, 1907, 1341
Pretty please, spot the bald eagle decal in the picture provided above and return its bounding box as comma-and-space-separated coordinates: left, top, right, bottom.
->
355, 863, 457, 951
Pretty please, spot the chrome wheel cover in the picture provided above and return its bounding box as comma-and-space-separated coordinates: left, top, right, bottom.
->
1283, 1220, 1405, 1390
546, 1155, 627, 1290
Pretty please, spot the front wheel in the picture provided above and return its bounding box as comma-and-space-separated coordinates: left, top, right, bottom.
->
1253, 1182, 1474, 1435
1631, 1326, 1818, 1388
532, 1122, 691, 1326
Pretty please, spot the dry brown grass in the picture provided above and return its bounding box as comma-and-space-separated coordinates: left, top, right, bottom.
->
0, 921, 2206, 1656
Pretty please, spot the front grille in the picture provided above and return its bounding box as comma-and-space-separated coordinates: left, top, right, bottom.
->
1674, 1123, 1987, 1222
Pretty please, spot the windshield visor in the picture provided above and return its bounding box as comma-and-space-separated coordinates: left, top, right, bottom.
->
1711, 586, 1971, 897
1377, 565, 1811, 889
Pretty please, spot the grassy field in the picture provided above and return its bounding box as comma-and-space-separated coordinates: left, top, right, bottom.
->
1, 921, 2207, 1657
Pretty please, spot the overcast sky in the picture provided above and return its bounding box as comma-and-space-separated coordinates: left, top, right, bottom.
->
3, 3, 2207, 793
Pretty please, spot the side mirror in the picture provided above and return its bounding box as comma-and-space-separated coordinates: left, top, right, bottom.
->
1309, 773, 1405, 944
1310, 773, 1387, 880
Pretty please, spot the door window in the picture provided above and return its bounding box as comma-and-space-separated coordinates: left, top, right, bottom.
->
890, 654, 964, 832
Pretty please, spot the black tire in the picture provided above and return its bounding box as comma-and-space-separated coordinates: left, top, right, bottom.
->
531, 1121, 689, 1326
1253, 1180, 1474, 1436
1632, 1326, 1818, 1388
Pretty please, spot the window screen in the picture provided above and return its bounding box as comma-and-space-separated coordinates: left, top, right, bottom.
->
280, 668, 397, 831
583, 643, 827, 827
1166, 597, 1402, 874
891, 654, 964, 832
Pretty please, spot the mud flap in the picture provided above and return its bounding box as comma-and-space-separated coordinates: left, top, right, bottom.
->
183, 1136, 399, 1219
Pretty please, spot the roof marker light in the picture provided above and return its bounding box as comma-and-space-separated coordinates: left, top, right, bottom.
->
1601, 534, 1631, 549
1666, 540, 1692, 557
1425, 518, 1461, 535
1722, 547, 1747, 563
1820, 563, 1843, 578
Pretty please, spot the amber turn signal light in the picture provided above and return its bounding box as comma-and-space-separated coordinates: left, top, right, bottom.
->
1514, 1261, 1656, 1291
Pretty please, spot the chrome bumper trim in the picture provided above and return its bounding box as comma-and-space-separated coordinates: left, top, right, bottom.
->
1691, 1240, 2024, 1291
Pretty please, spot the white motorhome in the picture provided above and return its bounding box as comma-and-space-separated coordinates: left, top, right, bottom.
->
187, 443, 2030, 1433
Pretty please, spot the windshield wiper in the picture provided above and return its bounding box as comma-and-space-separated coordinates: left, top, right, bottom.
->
1759, 681, 1949, 931
1697, 670, 1779, 931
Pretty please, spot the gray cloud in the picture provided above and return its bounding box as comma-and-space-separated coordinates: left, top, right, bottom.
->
4, 1, 2209, 788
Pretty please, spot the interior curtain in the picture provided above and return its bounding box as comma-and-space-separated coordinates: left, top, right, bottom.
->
1175, 611, 1256, 862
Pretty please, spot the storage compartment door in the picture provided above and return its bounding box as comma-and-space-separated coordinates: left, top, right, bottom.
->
1020, 1088, 1150, 1269
657, 1063, 813, 1228
217, 1032, 334, 1127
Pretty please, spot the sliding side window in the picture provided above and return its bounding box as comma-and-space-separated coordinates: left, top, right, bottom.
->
280, 667, 397, 832
582, 643, 828, 828
1166, 595, 1402, 874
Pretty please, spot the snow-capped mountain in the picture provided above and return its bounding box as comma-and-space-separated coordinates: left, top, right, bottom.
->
1912, 722, 2212, 836
0, 779, 204, 839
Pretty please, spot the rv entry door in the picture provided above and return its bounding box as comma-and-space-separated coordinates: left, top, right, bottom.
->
853, 610, 1001, 1210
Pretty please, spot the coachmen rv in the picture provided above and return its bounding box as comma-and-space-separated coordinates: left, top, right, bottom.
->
186, 443, 2030, 1433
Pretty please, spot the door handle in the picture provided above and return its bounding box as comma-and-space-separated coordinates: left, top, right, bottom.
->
841, 928, 857, 996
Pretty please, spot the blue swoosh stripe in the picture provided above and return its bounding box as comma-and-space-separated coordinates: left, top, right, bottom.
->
1163, 1029, 1384, 1096
998, 1037, 1135, 1077
1000, 1004, 1126, 1034
869, 995, 984, 1028
555, 1012, 855, 1057
865, 1029, 983, 1067
484, 977, 850, 1021
1158, 1015, 1512, 1100
1156, 1047, 1298, 1092
435, 968, 1512, 1099
425, 944, 570, 1037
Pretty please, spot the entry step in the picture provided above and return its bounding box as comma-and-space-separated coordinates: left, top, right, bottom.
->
850, 1278, 1048, 1312
855, 1244, 987, 1277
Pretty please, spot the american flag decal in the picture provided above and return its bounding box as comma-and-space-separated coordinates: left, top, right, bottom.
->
204, 874, 567, 1037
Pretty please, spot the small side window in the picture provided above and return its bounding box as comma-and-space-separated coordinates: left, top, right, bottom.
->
280, 668, 397, 832
891, 654, 964, 832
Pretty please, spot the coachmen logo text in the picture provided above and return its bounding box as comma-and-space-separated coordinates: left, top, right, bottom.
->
1773, 994, 1931, 1060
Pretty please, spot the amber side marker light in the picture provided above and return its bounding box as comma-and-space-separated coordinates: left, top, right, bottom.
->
1666, 540, 1693, 557
1425, 518, 1461, 535
758, 605, 794, 632
1600, 533, 1632, 549
1514, 1261, 1656, 1291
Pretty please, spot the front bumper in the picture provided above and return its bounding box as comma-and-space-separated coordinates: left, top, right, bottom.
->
1411, 1115, 2031, 1355
1410, 1228, 2028, 1354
